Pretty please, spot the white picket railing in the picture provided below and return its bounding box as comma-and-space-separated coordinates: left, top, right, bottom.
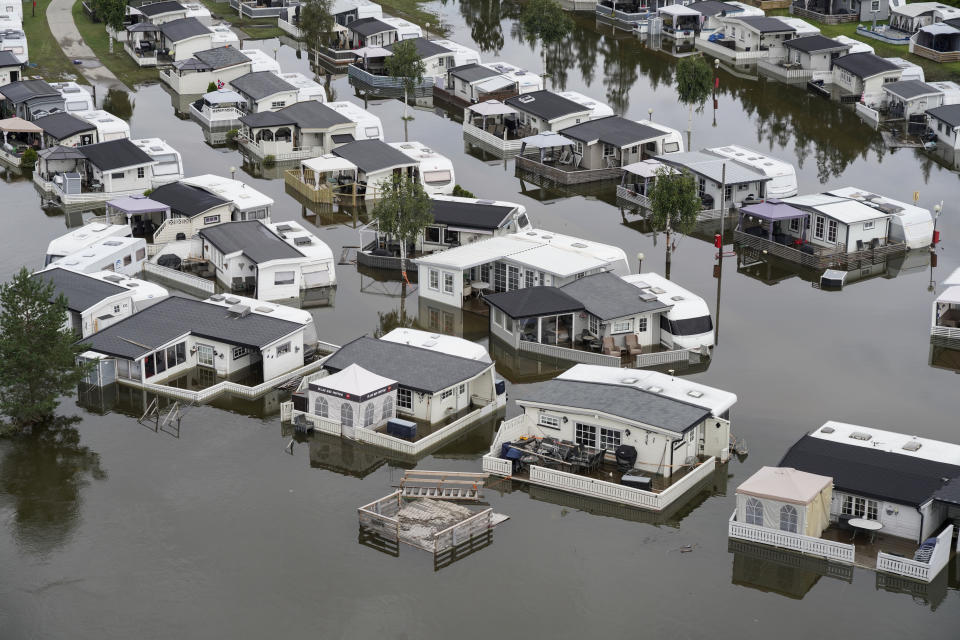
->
931, 326, 960, 340
529, 465, 663, 509
141, 261, 215, 294
278, 18, 301, 38
463, 122, 525, 154
487, 414, 537, 457
876, 525, 953, 583
518, 340, 622, 367
482, 454, 512, 476
728, 511, 856, 564
695, 39, 771, 63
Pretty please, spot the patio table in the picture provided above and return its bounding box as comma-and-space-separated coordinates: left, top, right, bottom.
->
848, 518, 882, 542
471, 281, 491, 297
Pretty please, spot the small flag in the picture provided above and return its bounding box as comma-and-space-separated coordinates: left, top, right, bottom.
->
217, 79, 224, 89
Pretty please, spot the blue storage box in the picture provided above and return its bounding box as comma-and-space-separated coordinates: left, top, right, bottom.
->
387, 418, 417, 440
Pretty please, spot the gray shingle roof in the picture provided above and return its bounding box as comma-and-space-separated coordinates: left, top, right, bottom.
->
139, 0, 185, 16
82, 296, 303, 359
149, 181, 229, 217
239, 110, 296, 128
332, 139, 415, 173
560, 116, 666, 148
194, 46, 250, 70
79, 139, 154, 171
199, 220, 303, 263
515, 379, 712, 434
505, 90, 588, 122
430, 199, 515, 230
656, 150, 769, 184
448, 63, 500, 83
734, 16, 795, 33
561, 271, 670, 320
274, 100, 352, 129
230, 71, 296, 101
347, 17, 393, 36
324, 336, 490, 393
884, 79, 940, 100
832, 52, 899, 79
484, 286, 584, 318
0, 79, 59, 103
160, 17, 211, 43
0, 50, 22, 67
784, 34, 850, 53
687, 0, 740, 17
34, 112, 96, 140
927, 103, 960, 128
385, 37, 451, 58
37, 267, 127, 313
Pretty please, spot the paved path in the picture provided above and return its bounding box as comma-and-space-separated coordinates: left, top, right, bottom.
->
45, 0, 125, 89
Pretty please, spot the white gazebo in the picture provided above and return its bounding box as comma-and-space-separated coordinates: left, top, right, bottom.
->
735, 466, 833, 537
307, 363, 397, 436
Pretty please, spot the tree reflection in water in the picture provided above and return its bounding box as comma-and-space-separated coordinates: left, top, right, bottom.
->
0, 416, 106, 555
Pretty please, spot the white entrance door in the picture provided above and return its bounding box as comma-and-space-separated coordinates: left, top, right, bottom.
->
196, 343, 215, 368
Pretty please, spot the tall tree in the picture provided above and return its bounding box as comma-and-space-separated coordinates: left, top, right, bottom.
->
299, 0, 335, 66
675, 54, 713, 149
94, 0, 127, 54
520, 0, 572, 88
370, 173, 433, 282
385, 40, 426, 122
647, 167, 701, 280
0, 268, 92, 432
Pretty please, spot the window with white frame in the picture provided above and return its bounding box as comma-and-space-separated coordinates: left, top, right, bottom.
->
814, 215, 825, 240
137, 167, 145, 179
397, 387, 412, 410
233, 346, 248, 360
113, 304, 121, 314
429, 269, 440, 290
611, 318, 633, 334
789, 217, 801, 232
271, 101, 286, 109
827, 219, 838, 243
458, 384, 465, 394
575, 423, 597, 448
340, 403, 353, 428
525, 270, 535, 288
599, 427, 621, 450
363, 403, 375, 427
637, 317, 647, 332
779, 504, 798, 533
493, 307, 504, 328
745, 497, 763, 525
203, 215, 220, 225
863, 220, 875, 230
841, 495, 878, 520
441, 388, 453, 399
276, 342, 291, 356
443, 272, 454, 294
538, 414, 560, 429
588, 315, 600, 336
313, 395, 328, 417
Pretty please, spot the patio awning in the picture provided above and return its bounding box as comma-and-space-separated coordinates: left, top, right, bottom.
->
936, 286, 960, 305
39, 145, 85, 161
127, 22, 161, 32
0, 117, 42, 134
520, 131, 574, 149
919, 23, 960, 36
474, 75, 515, 93
353, 46, 392, 58
301, 154, 357, 173
173, 58, 213, 71
621, 159, 675, 178
106, 194, 170, 214
203, 89, 244, 104
467, 100, 517, 116
741, 199, 808, 221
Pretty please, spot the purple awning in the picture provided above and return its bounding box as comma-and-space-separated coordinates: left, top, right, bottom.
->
106, 194, 170, 214
741, 199, 808, 221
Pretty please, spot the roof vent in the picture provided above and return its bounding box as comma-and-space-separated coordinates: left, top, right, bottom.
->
518, 95, 535, 103
294, 236, 313, 246
902, 440, 922, 452
255, 306, 274, 313
687, 390, 704, 398
647, 385, 663, 393
103, 274, 124, 282
476, 199, 495, 205
276, 224, 293, 232
849, 431, 872, 441
620, 377, 638, 384
650, 287, 667, 294
125, 282, 139, 287
423, 339, 438, 347
225, 296, 241, 304
820, 425, 835, 434
103, 240, 122, 246
209, 294, 225, 301
638, 292, 657, 302
571, 242, 588, 248
670, 295, 684, 301
228, 304, 251, 318
541, 235, 553, 240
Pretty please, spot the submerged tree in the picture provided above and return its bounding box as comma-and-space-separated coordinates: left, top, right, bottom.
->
647, 167, 701, 280
0, 268, 92, 432
370, 173, 433, 283
102, 88, 133, 121
385, 40, 426, 122
675, 54, 713, 149
520, 0, 572, 88
299, 0, 335, 65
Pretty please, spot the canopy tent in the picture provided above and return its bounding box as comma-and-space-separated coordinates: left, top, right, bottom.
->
0, 117, 41, 134
520, 132, 574, 149
466, 100, 517, 117
316, 363, 396, 398
106, 194, 171, 215
919, 23, 960, 36
735, 466, 833, 538
353, 46, 392, 59
474, 75, 515, 94
202, 89, 244, 104
741, 200, 809, 222
39, 145, 84, 161
622, 159, 674, 178
298, 154, 358, 189
308, 363, 398, 431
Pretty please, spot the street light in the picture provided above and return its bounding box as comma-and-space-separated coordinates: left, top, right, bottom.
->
230, 166, 236, 180
648, 107, 653, 122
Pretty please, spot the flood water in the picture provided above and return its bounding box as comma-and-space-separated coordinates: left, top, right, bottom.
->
2, 1, 960, 637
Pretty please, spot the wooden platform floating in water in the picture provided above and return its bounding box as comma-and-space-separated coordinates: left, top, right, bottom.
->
398, 470, 488, 501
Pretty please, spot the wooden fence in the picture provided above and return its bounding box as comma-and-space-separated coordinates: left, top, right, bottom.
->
358, 491, 401, 541
635, 347, 705, 368
910, 43, 960, 63
516, 155, 623, 186
433, 509, 493, 553
789, 6, 858, 23
518, 340, 622, 366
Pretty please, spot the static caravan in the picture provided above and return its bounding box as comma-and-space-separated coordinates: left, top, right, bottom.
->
274, 72, 327, 104
34, 112, 97, 148
827, 186, 933, 250
389, 141, 456, 196
0, 28, 27, 64
783, 192, 895, 252
161, 46, 254, 96
331, 139, 421, 199
204, 293, 319, 351
326, 100, 384, 140
132, 137, 184, 186
0, 79, 64, 120
53, 236, 148, 276
237, 100, 355, 161
80, 110, 131, 142
0, 49, 21, 86
831, 53, 902, 107
707, 145, 798, 199
180, 174, 273, 222
505, 90, 595, 135
622, 272, 715, 350
926, 103, 960, 150
45, 222, 133, 266
230, 71, 299, 114
656, 149, 772, 210
50, 81, 95, 118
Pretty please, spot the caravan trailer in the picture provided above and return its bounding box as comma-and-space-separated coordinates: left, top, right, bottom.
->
81, 110, 131, 141
50, 82, 95, 118
326, 101, 384, 140
45, 223, 132, 266
132, 138, 185, 186
389, 141, 455, 196
623, 272, 715, 350
53, 236, 148, 276
707, 145, 799, 199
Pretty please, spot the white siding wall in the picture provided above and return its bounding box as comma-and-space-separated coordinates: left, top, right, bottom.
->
261, 332, 305, 379
96, 165, 154, 193
829, 491, 923, 541
258, 260, 305, 300
81, 294, 135, 337
171, 35, 216, 62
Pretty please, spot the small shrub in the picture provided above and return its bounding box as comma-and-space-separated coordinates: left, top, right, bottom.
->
226, 128, 239, 142
20, 147, 37, 170
143, 188, 153, 196
263, 154, 276, 166
452, 184, 474, 198
207, 81, 218, 93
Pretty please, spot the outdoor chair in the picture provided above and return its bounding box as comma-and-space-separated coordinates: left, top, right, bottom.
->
602, 336, 623, 356
624, 334, 643, 356
558, 148, 573, 165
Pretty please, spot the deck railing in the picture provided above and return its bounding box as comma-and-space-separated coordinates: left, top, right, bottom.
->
695, 38, 770, 63
358, 491, 401, 541
635, 347, 706, 368
236, 131, 313, 162
141, 261, 215, 295
516, 154, 623, 186
931, 325, 960, 341
463, 122, 525, 154
518, 340, 622, 367
728, 511, 856, 564
433, 509, 493, 553
876, 525, 954, 583
482, 454, 513, 476
788, 5, 857, 23
347, 65, 435, 98
909, 42, 960, 63
278, 18, 301, 38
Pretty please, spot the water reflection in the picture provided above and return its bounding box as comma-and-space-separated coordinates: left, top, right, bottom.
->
0, 417, 105, 555
929, 338, 960, 374
735, 247, 932, 290
729, 538, 853, 600
76, 381, 286, 421
102, 89, 134, 121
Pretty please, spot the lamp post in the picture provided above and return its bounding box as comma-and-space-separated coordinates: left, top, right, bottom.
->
713, 58, 719, 127
648, 107, 653, 123
230, 166, 236, 180
932, 201, 942, 249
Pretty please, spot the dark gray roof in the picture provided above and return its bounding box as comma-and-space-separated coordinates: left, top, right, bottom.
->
780, 435, 960, 508
505, 90, 588, 122
515, 379, 711, 435
323, 336, 489, 394
927, 103, 960, 128
0, 50, 22, 67
687, 0, 740, 16
560, 116, 665, 148
734, 16, 795, 32
332, 139, 415, 173
0, 79, 59, 103
82, 296, 303, 359
149, 181, 229, 217
160, 17, 210, 43
385, 37, 451, 58
933, 477, 960, 507
79, 139, 154, 171
884, 79, 940, 100
561, 271, 670, 320
484, 286, 584, 319
230, 71, 296, 100
347, 17, 393, 36
34, 112, 96, 140
37, 267, 127, 313
784, 34, 850, 53
194, 46, 250, 69
239, 110, 296, 128
430, 199, 515, 230
832, 52, 899, 78
139, 0, 185, 16
448, 63, 500, 83
947, 17, 960, 29
275, 100, 352, 129
199, 221, 303, 263
331, 133, 354, 143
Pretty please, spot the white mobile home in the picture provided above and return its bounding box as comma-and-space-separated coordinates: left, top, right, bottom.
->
0, 49, 21, 86
926, 103, 960, 150
388, 141, 455, 196
45, 222, 132, 266
826, 186, 933, 249
161, 46, 254, 96
326, 101, 384, 140
831, 53, 902, 107
622, 272, 715, 349
783, 192, 894, 252
706, 145, 798, 199
34, 111, 97, 148
79, 110, 130, 142
49, 81, 95, 118
718, 16, 797, 57
504, 90, 595, 135
52, 236, 148, 276
782, 35, 851, 79
237, 100, 355, 161
657, 149, 772, 210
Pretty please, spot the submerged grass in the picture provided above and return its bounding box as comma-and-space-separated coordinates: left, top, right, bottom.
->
71, 1, 160, 88
196, 0, 287, 40
20, 0, 89, 83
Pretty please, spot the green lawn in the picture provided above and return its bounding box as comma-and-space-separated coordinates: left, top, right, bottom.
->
195, 0, 287, 40
71, 1, 159, 87
20, 0, 89, 83
374, 0, 447, 34
767, 10, 960, 81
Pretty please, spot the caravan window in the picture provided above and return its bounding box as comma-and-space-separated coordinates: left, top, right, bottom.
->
425, 226, 441, 243
599, 428, 621, 450
275, 271, 295, 285
575, 423, 597, 448
663, 141, 680, 153
423, 170, 452, 185
397, 388, 412, 410
364, 126, 380, 138
661, 315, 713, 336
66, 100, 88, 112
136, 248, 146, 261
152, 154, 181, 177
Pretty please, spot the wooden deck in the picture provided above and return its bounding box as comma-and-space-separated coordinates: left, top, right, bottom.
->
510, 454, 705, 494
820, 525, 919, 569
